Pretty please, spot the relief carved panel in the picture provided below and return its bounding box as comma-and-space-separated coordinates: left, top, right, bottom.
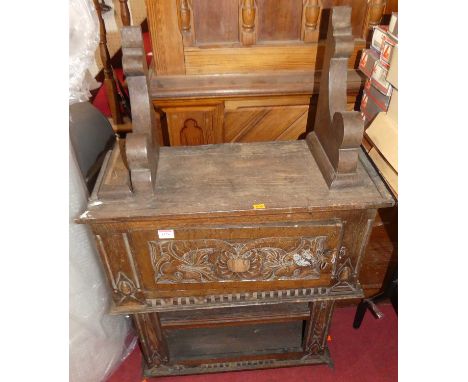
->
148, 236, 337, 284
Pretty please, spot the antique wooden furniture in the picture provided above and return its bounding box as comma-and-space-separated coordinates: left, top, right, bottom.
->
146, 0, 399, 300
91, 0, 398, 299
79, 7, 393, 377
145, 0, 397, 146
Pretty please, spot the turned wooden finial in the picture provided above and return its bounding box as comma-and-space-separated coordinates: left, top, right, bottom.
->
302, 0, 322, 42
121, 27, 160, 195
305, 0, 320, 30
306, 6, 364, 189
241, 0, 256, 46
178, 0, 194, 46
180, 0, 191, 31
368, 0, 387, 27
119, 0, 131, 26
92, 0, 123, 126
362, 0, 387, 39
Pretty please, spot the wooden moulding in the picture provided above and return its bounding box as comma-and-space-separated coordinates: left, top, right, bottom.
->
149, 69, 365, 99
306, 6, 365, 189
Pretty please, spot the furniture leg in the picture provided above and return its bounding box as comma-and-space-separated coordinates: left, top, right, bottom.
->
132, 312, 169, 368
353, 266, 397, 329
303, 301, 335, 357
353, 298, 375, 329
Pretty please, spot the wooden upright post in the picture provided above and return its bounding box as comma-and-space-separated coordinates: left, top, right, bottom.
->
93, 0, 123, 126
119, 0, 131, 26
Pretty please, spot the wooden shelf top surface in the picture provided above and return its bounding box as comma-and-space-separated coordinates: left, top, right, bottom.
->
82, 140, 393, 222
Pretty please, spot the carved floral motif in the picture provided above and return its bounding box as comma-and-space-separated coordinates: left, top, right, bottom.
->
149, 237, 336, 284
115, 271, 145, 304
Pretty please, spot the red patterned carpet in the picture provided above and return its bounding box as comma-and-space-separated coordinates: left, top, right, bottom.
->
106, 304, 397, 382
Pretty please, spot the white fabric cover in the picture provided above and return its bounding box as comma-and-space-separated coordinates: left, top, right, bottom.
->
69, 142, 135, 382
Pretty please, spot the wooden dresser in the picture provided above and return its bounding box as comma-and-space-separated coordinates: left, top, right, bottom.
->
79, 7, 394, 377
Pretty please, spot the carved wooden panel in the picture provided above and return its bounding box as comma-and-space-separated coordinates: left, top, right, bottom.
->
257, 0, 303, 41
192, 0, 239, 44
164, 104, 224, 146
128, 221, 345, 289
149, 236, 337, 283
94, 233, 146, 306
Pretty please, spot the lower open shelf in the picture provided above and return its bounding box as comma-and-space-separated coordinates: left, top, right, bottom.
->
168, 321, 303, 360
144, 320, 332, 377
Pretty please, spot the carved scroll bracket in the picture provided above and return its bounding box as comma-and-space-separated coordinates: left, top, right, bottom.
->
306, 6, 364, 189
240, 0, 257, 46
302, 0, 322, 43
121, 26, 161, 195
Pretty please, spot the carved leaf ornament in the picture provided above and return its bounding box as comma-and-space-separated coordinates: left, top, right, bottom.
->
149, 237, 336, 283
